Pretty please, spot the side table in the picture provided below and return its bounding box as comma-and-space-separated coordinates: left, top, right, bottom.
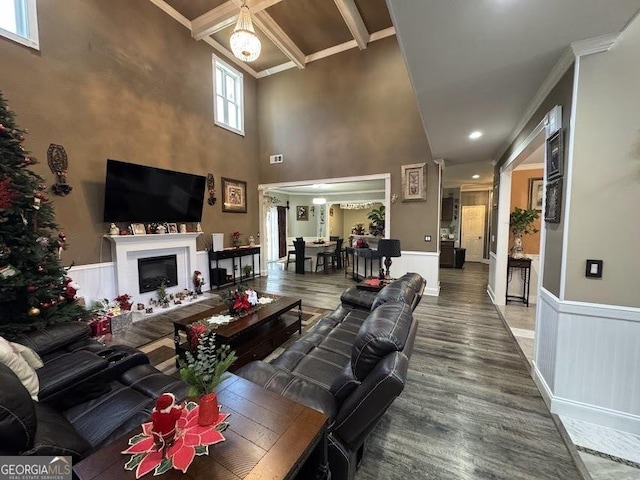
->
506, 256, 532, 306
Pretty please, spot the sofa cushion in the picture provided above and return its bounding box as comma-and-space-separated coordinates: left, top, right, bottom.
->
0, 336, 39, 400
12, 342, 44, 369
370, 284, 415, 311
0, 363, 37, 453
350, 302, 413, 380
37, 351, 110, 400
63, 381, 154, 448
12, 322, 91, 357
26, 402, 92, 461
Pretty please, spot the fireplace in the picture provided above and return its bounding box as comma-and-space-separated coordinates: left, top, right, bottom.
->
138, 255, 178, 293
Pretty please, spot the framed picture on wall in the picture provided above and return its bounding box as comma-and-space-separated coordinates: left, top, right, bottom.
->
546, 130, 563, 180
528, 178, 544, 211
296, 206, 308, 221
544, 178, 562, 223
222, 177, 247, 213
401, 163, 427, 202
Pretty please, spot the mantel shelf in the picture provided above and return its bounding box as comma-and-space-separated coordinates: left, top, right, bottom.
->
104, 233, 202, 244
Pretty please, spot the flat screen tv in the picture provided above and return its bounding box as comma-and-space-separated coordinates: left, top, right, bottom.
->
103, 159, 206, 223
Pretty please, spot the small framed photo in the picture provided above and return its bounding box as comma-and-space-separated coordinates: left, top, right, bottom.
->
296, 206, 308, 221
546, 130, 563, 180
544, 178, 562, 223
130, 223, 146, 235
222, 177, 247, 213
167, 223, 178, 233
528, 177, 544, 211
401, 163, 427, 202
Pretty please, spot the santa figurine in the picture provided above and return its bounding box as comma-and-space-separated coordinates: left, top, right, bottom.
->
63, 277, 80, 301
150, 393, 183, 452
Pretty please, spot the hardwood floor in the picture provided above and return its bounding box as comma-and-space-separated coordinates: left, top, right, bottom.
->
114, 262, 588, 479
253, 263, 586, 479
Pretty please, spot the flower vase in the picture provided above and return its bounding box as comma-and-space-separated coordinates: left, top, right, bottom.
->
198, 392, 218, 426
511, 234, 525, 259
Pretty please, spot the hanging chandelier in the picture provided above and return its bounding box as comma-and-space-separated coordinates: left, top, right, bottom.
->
230, 1, 261, 63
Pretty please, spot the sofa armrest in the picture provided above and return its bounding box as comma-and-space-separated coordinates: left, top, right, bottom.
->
236, 361, 336, 420
340, 287, 377, 311
332, 351, 408, 449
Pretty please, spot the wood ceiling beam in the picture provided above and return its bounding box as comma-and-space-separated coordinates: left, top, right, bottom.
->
333, 0, 369, 50
203, 37, 259, 77
252, 10, 306, 69
192, 0, 284, 40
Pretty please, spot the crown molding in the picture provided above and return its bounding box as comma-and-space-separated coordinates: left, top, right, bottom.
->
571, 32, 620, 57
493, 47, 575, 165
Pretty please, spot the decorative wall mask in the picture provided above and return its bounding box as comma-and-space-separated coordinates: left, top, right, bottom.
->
47, 144, 72, 196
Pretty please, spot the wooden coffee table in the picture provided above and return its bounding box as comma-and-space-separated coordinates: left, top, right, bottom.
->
73, 374, 329, 480
173, 294, 302, 371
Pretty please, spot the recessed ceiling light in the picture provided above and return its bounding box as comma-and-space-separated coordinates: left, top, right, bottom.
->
472, 174, 480, 179
469, 131, 483, 140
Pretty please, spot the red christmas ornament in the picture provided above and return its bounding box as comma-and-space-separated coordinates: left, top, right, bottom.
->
34, 192, 44, 199
58, 232, 66, 240
38, 183, 46, 190
27, 285, 36, 292
0, 124, 5, 131
42, 302, 51, 309
18, 134, 25, 141
24, 157, 31, 165
37, 265, 44, 272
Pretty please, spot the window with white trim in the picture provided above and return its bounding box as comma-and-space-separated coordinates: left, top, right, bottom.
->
0, 0, 39, 50
213, 55, 244, 136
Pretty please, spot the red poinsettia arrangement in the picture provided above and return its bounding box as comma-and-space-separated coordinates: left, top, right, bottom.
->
122, 401, 229, 479
232, 289, 251, 312
115, 293, 133, 311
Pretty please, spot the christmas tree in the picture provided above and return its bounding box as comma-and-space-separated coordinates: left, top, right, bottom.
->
0, 91, 88, 337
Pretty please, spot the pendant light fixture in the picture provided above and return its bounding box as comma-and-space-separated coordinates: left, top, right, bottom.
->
230, 1, 261, 63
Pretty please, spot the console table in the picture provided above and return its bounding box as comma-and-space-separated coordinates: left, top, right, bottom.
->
351, 248, 382, 281
208, 246, 260, 289
506, 256, 532, 306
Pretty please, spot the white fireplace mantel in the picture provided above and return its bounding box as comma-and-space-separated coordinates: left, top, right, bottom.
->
106, 233, 202, 303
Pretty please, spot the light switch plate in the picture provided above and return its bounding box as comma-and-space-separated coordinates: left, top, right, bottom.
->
585, 259, 603, 278
269, 154, 283, 164
424, 235, 431, 242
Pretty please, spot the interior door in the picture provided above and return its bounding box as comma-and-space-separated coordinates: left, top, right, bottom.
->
277, 206, 287, 258
461, 205, 485, 262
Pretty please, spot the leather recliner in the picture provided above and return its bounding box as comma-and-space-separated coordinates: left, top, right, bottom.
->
236, 273, 424, 480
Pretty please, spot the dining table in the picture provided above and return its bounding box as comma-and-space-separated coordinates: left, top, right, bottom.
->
301, 241, 337, 272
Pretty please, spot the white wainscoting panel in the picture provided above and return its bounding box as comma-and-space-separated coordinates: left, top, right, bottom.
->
488, 252, 497, 303
552, 301, 640, 434
535, 288, 560, 396
392, 251, 440, 296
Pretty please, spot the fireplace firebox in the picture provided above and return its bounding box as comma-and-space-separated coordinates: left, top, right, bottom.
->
138, 255, 178, 293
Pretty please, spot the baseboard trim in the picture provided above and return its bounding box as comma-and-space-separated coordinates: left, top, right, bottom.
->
551, 395, 640, 436
425, 285, 440, 297
532, 363, 553, 409
487, 284, 497, 304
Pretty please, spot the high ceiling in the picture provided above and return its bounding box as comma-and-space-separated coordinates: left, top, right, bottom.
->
153, 0, 395, 78
151, 0, 640, 189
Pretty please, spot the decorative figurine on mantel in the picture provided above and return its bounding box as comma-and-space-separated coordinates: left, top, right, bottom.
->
109, 223, 119, 235
193, 270, 205, 295
196, 223, 203, 233
248, 235, 255, 247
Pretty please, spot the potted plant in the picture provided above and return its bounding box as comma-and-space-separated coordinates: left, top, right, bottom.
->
242, 264, 252, 279
179, 330, 237, 426
367, 205, 385, 236
509, 207, 540, 258
230, 231, 242, 248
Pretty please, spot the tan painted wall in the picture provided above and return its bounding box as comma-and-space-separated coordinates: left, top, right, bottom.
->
342, 205, 382, 237
564, 18, 640, 308
493, 66, 574, 297
0, 0, 259, 263
257, 37, 438, 251
509, 169, 543, 255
